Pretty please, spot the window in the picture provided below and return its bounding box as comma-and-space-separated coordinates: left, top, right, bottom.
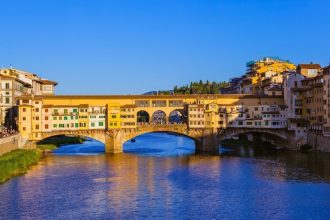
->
35, 108, 39, 112
53, 124, 57, 128
45, 116, 49, 120
23, 127, 26, 131
91, 123, 95, 127
73, 109, 78, 113
35, 125, 39, 129
64, 116, 68, 120
45, 109, 49, 113
99, 122, 104, 126
75, 123, 79, 128
23, 108, 26, 112
5, 97, 10, 104
53, 117, 57, 120
112, 115, 116, 118
23, 117, 26, 121
45, 124, 49, 129
152, 100, 167, 107
5, 83, 10, 89
169, 100, 183, 107
135, 100, 150, 107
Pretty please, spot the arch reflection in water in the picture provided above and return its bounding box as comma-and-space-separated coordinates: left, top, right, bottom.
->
52, 138, 105, 155
124, 132, 195, 157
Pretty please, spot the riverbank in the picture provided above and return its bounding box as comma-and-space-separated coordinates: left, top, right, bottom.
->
36, 135, 87, 151
0, 149, 42, 183
0, 136, 87, 183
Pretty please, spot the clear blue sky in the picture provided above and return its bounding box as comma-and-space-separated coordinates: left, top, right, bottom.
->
0, 0, 329, 94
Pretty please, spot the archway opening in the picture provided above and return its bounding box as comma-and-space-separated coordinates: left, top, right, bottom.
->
151, 110, 166, 124
169, 110, 184, 124
38, 135, 105, 155
220, 131, 288, 157
137, 110, 150, 124
124, 132, 195, 156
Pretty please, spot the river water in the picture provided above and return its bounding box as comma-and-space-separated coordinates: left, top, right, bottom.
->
1, 133, 330, 219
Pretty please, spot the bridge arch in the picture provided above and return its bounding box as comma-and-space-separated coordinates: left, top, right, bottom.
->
126, 130, 200, 144
169, 109, 185, 124
39, 130, 106, 144
151, 110, 167, 124
220, 128, 291, 148
137, 110, 150, 124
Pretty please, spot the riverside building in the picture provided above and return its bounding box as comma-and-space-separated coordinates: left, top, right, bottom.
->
0, 68, 57, 128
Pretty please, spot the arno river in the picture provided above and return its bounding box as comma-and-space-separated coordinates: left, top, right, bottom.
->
1, 133, 330, 219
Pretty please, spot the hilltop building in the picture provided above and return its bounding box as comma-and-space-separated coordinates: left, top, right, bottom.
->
245, 57, 296, 95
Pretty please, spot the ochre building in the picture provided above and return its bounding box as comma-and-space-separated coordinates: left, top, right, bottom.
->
18, 94, 286, 152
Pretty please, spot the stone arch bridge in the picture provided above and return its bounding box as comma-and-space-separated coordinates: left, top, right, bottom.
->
36, 125, 297, 153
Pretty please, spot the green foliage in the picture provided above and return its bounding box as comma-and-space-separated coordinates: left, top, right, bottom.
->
300, 144, 313, 152
37, 144, 58, 151
37, 135, 86, 147
221, 138, 278, 154
174, 80, 228, 94
0, 149, 41, 183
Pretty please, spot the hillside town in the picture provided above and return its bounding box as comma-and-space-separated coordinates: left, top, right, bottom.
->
1, 57, 330, 152
219, 57, 330, 141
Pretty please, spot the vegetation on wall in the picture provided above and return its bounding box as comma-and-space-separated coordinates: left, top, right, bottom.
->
36, 135, 86, 151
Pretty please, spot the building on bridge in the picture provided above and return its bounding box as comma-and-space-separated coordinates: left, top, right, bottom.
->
17, 94, 292, 153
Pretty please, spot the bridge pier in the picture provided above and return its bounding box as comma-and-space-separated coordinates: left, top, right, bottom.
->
194, 129, 220, 153
105, 130, 124, 153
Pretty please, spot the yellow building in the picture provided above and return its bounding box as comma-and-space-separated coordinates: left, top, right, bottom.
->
245, 57, 296, 95
297, 64, 321, 78
17, 94, 287, 142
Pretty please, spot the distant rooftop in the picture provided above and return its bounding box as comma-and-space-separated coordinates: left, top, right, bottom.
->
246, 56, 292, 67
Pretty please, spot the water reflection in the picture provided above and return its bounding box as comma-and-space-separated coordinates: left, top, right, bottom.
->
53, 138, 105, 155
0, 135, 330, 219
124, 133, 195, 156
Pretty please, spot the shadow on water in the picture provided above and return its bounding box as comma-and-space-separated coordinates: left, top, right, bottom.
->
219, 144, 330, 183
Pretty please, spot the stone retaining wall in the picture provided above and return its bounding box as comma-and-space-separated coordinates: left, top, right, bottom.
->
0, 134, 21, 156
307, 133, 330, 153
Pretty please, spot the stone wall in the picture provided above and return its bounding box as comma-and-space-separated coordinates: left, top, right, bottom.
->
307, 133, 330, 153
0, 134, 21, 156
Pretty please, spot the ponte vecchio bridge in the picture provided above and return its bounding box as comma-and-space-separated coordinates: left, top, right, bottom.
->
18, 94, 297, 153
